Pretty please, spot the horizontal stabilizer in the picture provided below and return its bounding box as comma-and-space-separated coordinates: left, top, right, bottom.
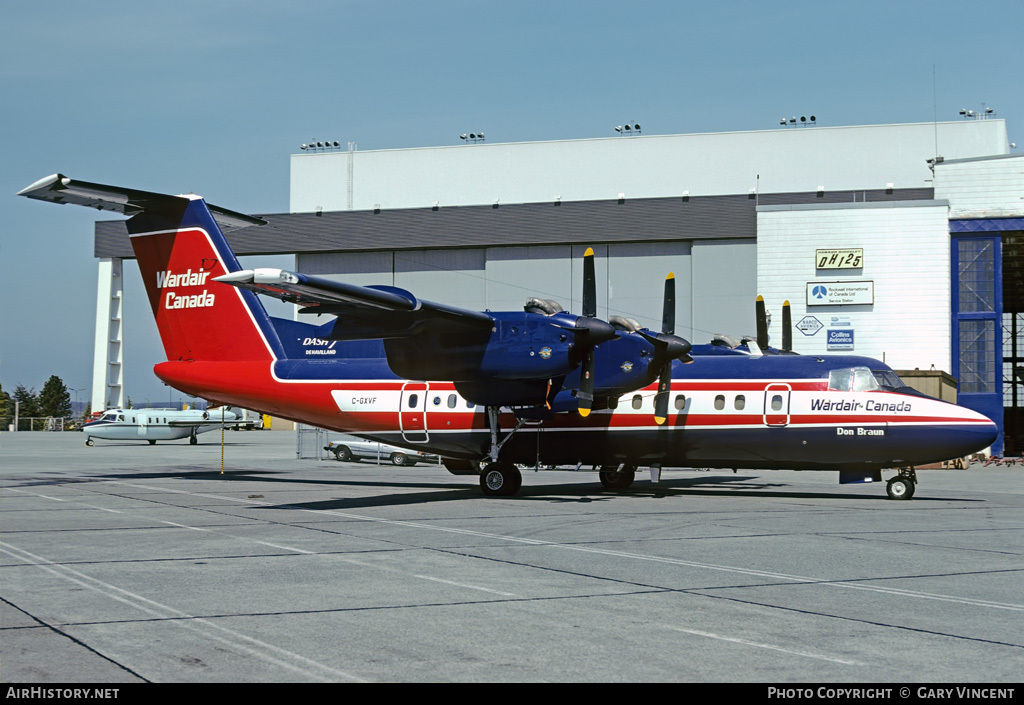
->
17, 174, 266, 228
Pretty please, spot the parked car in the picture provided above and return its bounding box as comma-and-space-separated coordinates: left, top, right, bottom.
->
324, 437, 438, 466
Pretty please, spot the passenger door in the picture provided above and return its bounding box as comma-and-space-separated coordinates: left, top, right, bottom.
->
400, 382, 429, 443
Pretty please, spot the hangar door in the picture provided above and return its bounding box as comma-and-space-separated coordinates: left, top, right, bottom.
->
951, 220, 1024, 457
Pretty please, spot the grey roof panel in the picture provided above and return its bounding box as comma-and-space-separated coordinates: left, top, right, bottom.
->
94, 188, 933, 259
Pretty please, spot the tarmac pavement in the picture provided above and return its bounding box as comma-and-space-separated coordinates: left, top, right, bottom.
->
1, 429, 1022, 683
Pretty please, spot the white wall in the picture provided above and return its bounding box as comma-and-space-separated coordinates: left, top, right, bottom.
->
934, 153, 1024, 219
756, 201, 952, 372
291, 121, 1009, 213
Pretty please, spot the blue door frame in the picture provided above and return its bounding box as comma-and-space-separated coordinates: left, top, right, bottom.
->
949, 219, 1024, 457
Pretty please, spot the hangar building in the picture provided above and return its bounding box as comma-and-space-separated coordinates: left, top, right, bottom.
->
93, 118, 1022, 455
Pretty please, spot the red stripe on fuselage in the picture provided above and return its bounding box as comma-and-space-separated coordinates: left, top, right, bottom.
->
154, 360, 986, 437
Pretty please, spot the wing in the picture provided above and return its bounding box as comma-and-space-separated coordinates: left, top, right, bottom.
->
215, 268, 494, 340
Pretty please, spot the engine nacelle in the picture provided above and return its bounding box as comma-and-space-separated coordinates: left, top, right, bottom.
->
383, 310, 578, 384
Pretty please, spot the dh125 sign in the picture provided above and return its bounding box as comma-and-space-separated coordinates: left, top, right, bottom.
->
815, 248, 863, 269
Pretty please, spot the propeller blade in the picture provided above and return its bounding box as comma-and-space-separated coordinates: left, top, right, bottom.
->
582, 247, 596, 318
662, 272, 675, 335
782, 300, 792, 352
755, 295, 769, 349
654, 362, 671, 425
578, 349, 595, 416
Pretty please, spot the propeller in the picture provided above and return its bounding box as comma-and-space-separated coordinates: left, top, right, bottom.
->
754, 296, 794, 353
781, 299, 792, 352
574, 247, 616, 416
640, 273, 693, 425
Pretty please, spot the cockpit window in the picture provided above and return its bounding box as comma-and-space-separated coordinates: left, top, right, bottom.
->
828, 368, 853, 391
101, 413, 117, 421
853, 368, 881, 391
871, 369, 907, 391
828, 367, 881, 392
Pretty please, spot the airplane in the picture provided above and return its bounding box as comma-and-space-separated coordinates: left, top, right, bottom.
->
18, 174, 999, 498
81, 406, 243, 446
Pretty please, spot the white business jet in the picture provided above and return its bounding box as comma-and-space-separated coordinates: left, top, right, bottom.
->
81, 407, 244, 446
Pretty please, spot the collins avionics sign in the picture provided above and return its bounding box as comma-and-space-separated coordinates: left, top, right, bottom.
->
806, 281, 874, 306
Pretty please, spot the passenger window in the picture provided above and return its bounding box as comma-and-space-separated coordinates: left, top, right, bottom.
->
771, 395, 784, 411
407, 394, 418, 408
734, 395, 745, 410
608, 396, 619, 410
447, 394, 457, 408
631, 394, 643, 410
714, 395, 725, 410
674, 395, 686, 410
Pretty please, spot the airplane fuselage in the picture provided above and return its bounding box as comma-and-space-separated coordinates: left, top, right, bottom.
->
153, 349, 995, 472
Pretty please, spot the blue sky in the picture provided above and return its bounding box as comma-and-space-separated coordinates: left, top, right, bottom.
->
2, 0, 1022, 407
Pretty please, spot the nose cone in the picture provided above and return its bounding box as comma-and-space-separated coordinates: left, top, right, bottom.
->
947, 406, 1000, 457
970, 410, 1000, 450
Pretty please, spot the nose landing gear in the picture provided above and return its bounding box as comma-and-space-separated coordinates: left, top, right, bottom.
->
886, 468, 917, 500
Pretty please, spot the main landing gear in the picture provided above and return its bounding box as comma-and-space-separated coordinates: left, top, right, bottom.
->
598, 464, 637, 490
478, 406, 526, 496
480, 461, 523, 496
886, 468, 917, 500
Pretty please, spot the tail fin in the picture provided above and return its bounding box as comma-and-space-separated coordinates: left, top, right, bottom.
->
18, 174, 282, 363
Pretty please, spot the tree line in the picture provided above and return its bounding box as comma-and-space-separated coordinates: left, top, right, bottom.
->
0, 375, 75, 428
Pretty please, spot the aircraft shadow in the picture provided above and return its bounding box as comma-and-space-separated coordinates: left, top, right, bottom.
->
255, 476, 982, 511
92, 469, 982, 510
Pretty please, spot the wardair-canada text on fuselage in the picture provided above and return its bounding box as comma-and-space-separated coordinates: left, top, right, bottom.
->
810, 398, 912, 413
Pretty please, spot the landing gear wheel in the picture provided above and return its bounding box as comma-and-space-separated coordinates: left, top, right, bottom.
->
189, 435, 198, 445
886, 475, 915, 500
599, 465, 636, 490
148, 439, 157, 445
85, 438, 94, 447
479, 462, 522, 496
